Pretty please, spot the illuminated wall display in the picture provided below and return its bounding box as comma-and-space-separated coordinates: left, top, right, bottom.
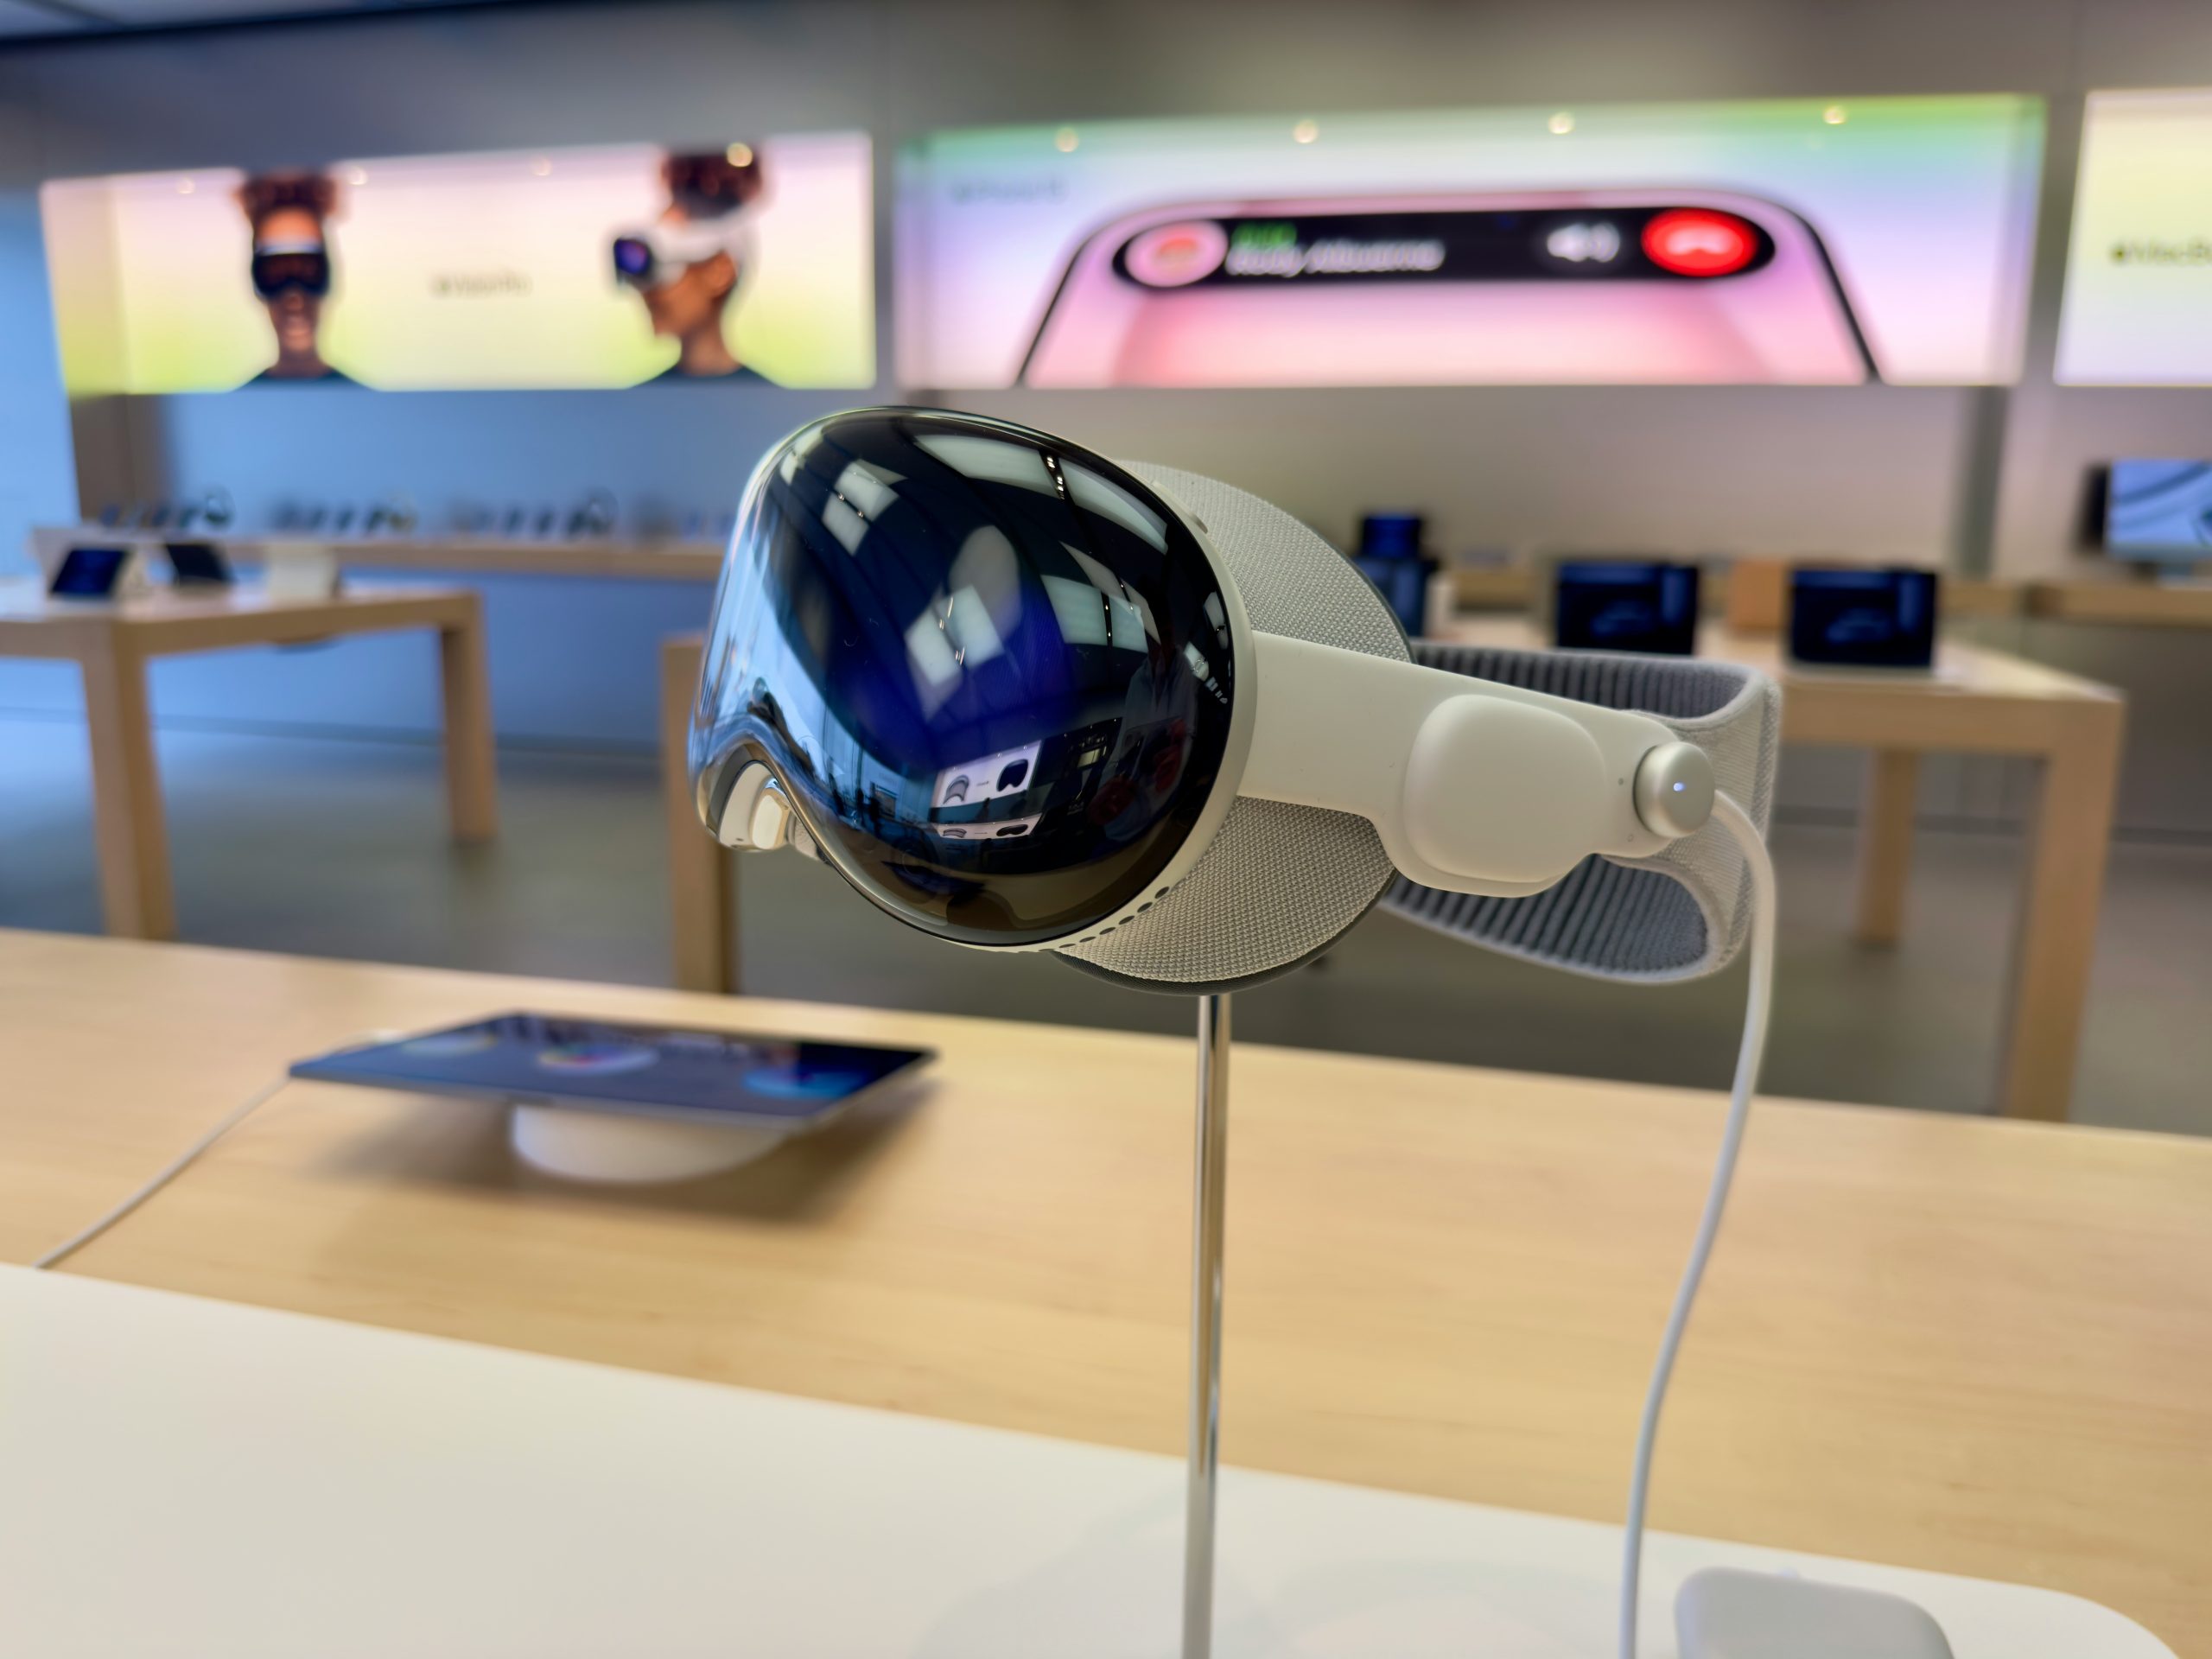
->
2056, 89, 2212, 385
2105, 460, 2212, 556
897, 98, 2044, 388
42, 134, 874, 393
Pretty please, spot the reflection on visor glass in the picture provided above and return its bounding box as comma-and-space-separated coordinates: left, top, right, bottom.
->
690, 410, 1236, 947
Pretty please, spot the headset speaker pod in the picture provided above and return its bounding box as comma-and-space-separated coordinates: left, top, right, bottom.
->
690, 410, 1778, 993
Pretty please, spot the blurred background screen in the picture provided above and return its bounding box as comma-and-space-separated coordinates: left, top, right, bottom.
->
2104, 459, 2212, 556
897, 97, 2044, 389
2056, 88, 2212, 385
41, 135, 874, 392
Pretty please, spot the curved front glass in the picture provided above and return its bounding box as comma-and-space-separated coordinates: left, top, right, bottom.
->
690, 409, 1236, 946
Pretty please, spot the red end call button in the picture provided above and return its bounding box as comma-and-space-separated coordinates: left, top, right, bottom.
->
1641, 209, 1758, 276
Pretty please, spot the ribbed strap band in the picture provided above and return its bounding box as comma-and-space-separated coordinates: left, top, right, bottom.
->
1383, 644, 1782, 982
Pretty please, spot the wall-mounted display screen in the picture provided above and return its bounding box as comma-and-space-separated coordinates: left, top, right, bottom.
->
897, 98, 2043, 389
2105, 460, 2212, 556
2056, 90, 2212, 385
42, 135, 874, 392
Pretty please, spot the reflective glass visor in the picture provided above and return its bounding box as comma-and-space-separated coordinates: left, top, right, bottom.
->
691, 410, 1238, 947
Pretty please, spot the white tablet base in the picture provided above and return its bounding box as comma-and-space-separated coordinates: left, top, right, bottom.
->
2, 1268, 2173, 1659
507, 1102, 788, 1182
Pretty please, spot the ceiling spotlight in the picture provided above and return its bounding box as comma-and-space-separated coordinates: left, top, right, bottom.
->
175, 178, 194, 195
725, 143, 754, 168
529, 156, 552, 176
1822, 105, 1848, 126
1054, 127, 1079, 154
1548, 111, 1575, 136
345, 166, 368, 187
1292, 119, 1319, 144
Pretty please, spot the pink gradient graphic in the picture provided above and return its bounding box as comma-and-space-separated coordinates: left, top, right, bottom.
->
898, 99, 2044, 388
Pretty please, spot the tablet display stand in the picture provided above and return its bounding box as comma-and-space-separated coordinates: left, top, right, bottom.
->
507, 1103, 791, 1183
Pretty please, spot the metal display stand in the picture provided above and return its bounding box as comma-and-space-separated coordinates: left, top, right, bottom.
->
1182, 993, 1231, 1659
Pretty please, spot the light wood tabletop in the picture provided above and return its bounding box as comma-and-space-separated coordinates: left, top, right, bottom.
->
2025, 580, 2212, 628
2, 928, 2203, 1652
0, 581, 497, 940
223, 537, 725, 583
1435, 618, 2126, 1124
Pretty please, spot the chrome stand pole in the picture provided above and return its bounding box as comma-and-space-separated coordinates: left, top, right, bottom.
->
1183, 992, 1231, 1659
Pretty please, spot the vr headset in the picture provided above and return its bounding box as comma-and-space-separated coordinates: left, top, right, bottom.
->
612, 219, 741, 290
690, 409, 1778, 994
250, 238, 331, 301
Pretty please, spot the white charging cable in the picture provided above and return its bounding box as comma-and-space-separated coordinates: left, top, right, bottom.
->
31, 1075, 297, 1270
29, 1030, 400, 1271
1618, 791, 1777, 1659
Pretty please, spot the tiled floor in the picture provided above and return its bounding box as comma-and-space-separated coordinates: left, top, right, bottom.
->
3, 715, 2206, 1134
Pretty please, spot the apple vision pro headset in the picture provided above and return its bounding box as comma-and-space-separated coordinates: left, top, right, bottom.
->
689, 410, 1848, 1659
691, 407, 1777, 985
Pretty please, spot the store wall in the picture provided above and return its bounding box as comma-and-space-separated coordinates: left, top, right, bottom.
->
0, 59, 77, 577
0, 0, 2208, 817
16, 0, 2212, 571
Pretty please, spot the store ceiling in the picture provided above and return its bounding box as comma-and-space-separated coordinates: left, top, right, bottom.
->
0, 0, 512, 41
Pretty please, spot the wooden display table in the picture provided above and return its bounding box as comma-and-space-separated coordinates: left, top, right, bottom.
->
0, 582, 497, 939
2025, 580, 2212, 628
226, 535, 724, 583
0, 929, 2202, 1653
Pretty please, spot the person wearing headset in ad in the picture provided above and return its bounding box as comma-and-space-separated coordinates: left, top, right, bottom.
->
613, 146, 770, 382
237, 171, 353, 385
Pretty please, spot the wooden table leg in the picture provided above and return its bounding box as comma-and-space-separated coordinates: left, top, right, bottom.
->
663, 636, 735, 994
1993, 702, 2126, 1122
436, 604, 499, 843
78, 639, 175, 940
1853, 750, 1919, 946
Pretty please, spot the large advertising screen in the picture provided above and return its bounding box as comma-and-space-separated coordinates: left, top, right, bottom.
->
898, 98, 2043, 389
2056, 90, 2212, 385
42, 134, 874, 393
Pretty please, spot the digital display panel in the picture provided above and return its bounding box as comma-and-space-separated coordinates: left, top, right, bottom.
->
1789, 569, 1939, 669
2105, 460, 2212, 557
291, 1014, 931, 1128
2056, 90, 2212, 385
42, 135, 874, 393
1554, 562, 1702, 655
48, 546, 128, 599
897, 97, 2044, 388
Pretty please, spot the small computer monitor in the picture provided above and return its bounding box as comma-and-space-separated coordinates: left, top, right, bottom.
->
48, 545, 130, 600
1553, 561, 1701, 656
164, 542, 232, 586
1789, 568, 1939, 669
2104, 460, 2212, 560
